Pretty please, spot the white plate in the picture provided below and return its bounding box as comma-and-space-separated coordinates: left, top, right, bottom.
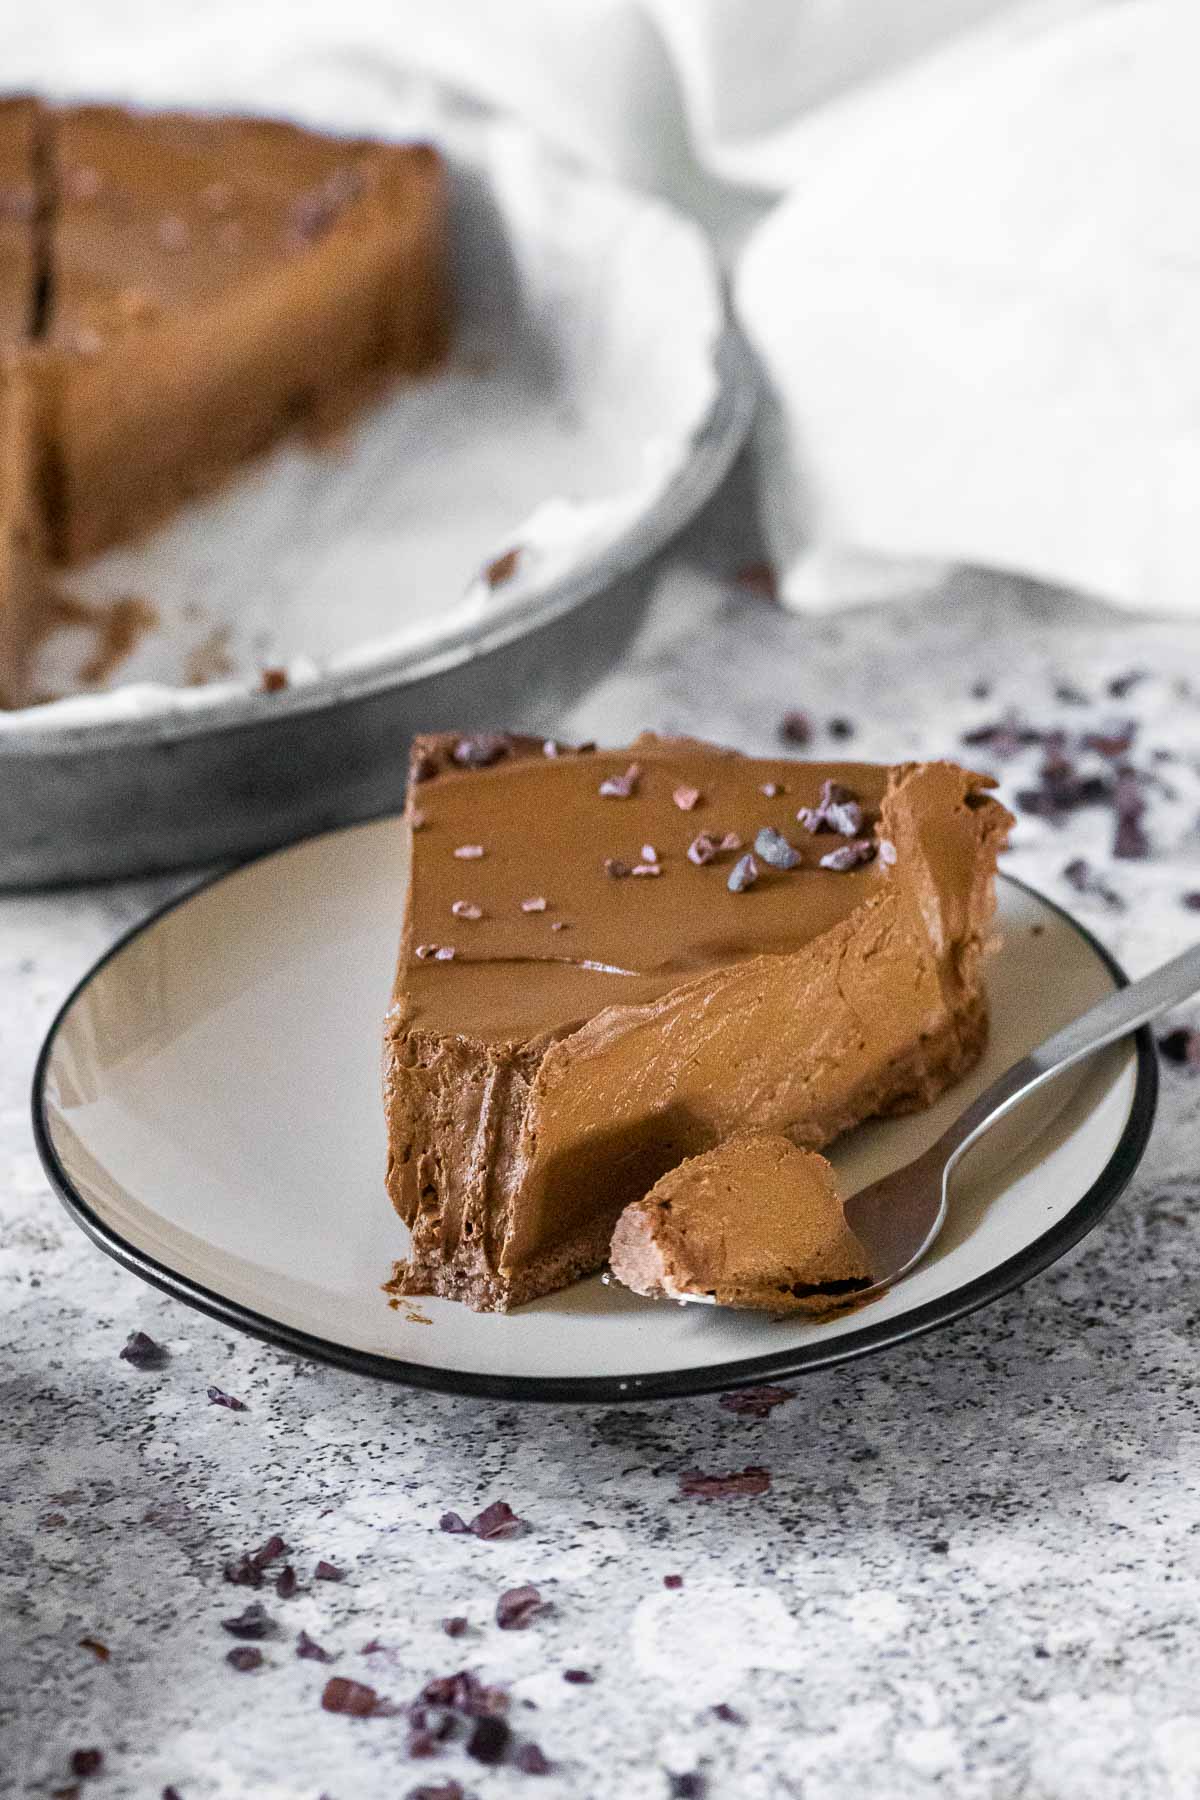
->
34, 820, 1157, 1402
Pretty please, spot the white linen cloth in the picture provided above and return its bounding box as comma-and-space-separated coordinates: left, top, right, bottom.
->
9, 0, 1198, 615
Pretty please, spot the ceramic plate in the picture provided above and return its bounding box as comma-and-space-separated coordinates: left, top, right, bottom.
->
34, 820, 1157, 1403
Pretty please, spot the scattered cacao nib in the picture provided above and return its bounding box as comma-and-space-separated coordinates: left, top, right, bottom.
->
679, 1467, 771, 1500
275, 1565, 298, 1599
321, 1676, 388, 1717
712, 1703, 745, 1725
453, 844, 485, 859
206, 1387, 247, 1411
727, 853, 759, 894
515, 1741, 552, 1775
467, 1715, 511, 1765
827, 716, 855, 739
222, 1602, 273, 1640
1082, 722, 1138, 761
163, 1788, 183, 1799
662, 1575, 683, 1590
484, 549, 521, 588
441, 1499, 525, 1541
496, 1584, 547, 1630
1183, 893, 1200, 911
632, 862, 662, 878
260, 667, 288, 694
421, 1670, 508, 1717
452, 733, 510, 769
1014, 768, 1111, 822
1108, 669, 1147, 699
969, 679, 992, 700
779, 710, 812, 746
296, 1630, 334, 1662
719, 831, 743, 852
226, 1646, 263, 1672
718, 1385, 796, 1418
442, 1616, 468, 1638
252, 1535, 288, 1569
604, 858, 631, 880
78, 1637, 109, 1662
1054, 682, 1090, 706
819, 840, 875, 872
641, 843, 659, 863
1113, 769, 1150, 860
406, 1784, 464, 1800
415, 944, 457, 962
521, 896, 547, 912
687, 833, 718, 866
314, 1561, 344, 1582
550, 921, 569, 931
70, 1751, 103, 1778
599, 763, 641, 799
673, 785, 701, 811
1159, 1028, 1200, 1070
120, 1330, 168, 1369
753, 826, 801, 871
669, 1774, 705, 1797
409, 809, 427, 831
798, 779, 863, 835
563, 1668, 594, 1683
1062, 858, 1124, 911
451, 901, 483, 921
735, 560, 778, 601
961, 716, 1044, 757
878, 839, 898, 867
760, 782, 781, 798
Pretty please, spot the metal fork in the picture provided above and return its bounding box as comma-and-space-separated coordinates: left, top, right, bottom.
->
842, 940, 1200, 1295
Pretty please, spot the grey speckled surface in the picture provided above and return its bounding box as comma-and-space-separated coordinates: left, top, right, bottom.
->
5, 476, 1200, 1800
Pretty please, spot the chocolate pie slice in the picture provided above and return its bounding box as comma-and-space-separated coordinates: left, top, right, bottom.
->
610, 1132, 870, 1311
383, 732, 1012, 1311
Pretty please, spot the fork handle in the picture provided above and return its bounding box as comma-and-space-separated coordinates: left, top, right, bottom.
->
941, 938, 1200, 1172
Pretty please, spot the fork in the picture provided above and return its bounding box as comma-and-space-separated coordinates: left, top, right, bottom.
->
842, 940, 1200, 1295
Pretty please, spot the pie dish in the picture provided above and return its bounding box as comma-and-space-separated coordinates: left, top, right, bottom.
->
0, 96, 448, 703
383, 732, 1011, 1310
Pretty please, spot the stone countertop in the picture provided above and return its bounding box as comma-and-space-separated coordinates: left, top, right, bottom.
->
5, 508, 1200, 1800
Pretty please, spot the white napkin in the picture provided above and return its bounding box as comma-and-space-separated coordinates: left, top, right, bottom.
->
12, 0, 1197, 616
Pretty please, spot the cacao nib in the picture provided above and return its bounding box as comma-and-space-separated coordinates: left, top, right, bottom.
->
679, 1467, 771, 1500
727, 853, 759, 893
1016, 771, 1111, 820
1159, 1028, 1200, 1069
452, 733, 510, 769
321, 1676, 388, 1717
1082, 723, 1138, 761
779, 710, 812, 746
961, 717, 1043, 757
753, 827, 801, 871
226, 1646, 263, 1672
1062, 858, 1124, 910
252, 1535, 288, 1569
296, 1630, 334, 1662
406, 1784, 464, 1800
163, 1788, 183, 1799
735, 561, 778, 601
878, 839, 898, 866
260, 666, 288, 693
687, 833, 718, 866
662, 1575, 683, 1589
78, 1637, 109, 1662
1054, 682, 1090, 706
603, 858, 631, 880
563, 1668, 594, 1683
1108, 669, 1147, 698
450, 900, 483, 920
599, 764, 641, 799
120, 1330, 167, 1369
969, 679, 992, 699
442, 1616, 468, 1637
415, 944, 456, 962
819, 840, 875, 872
673, 785, 701, 811
712, 1703, 745, 1724
521, 896, 548, 912
274, 1565, 298, 1599
422, 1670, 508, 1718
439, 1512, 470, 1535
760, 782, 781, 798
1113, 769, 1150, 860
827, 716, 855, 739
70, 1751, 103, 1778
496, 1584, 547, 1630
483, 550, 521, 588
1183, 893, 1200, 911
206, 1386, 247, 1411
466, 1715, 511, 1764
441, 1499, 524, 1540
515, 1741, 552, 1775
631, 862, 662, 877
718, 1385, 796, 1418
798, 779, 864, 835
314, 1561, 344, 1582
669, 1774, 705, 1797
453, 844, 485, 859
222, 1602, 273, 1640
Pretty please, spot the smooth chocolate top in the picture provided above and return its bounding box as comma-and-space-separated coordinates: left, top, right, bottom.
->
46, 106, 405, 348
401, 734, 915, 1044
0, 96, 40, 342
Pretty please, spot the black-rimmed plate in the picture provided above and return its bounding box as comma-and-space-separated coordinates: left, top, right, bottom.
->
33, 819, 1157, 1403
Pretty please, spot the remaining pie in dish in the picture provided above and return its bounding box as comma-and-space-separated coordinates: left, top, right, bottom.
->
0, 96, 450, 705
382, 731, 1012, 1312
609, 1132, 870, 1312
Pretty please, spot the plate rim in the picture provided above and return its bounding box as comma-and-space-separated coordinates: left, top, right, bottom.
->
31, 830, 1159, 1405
